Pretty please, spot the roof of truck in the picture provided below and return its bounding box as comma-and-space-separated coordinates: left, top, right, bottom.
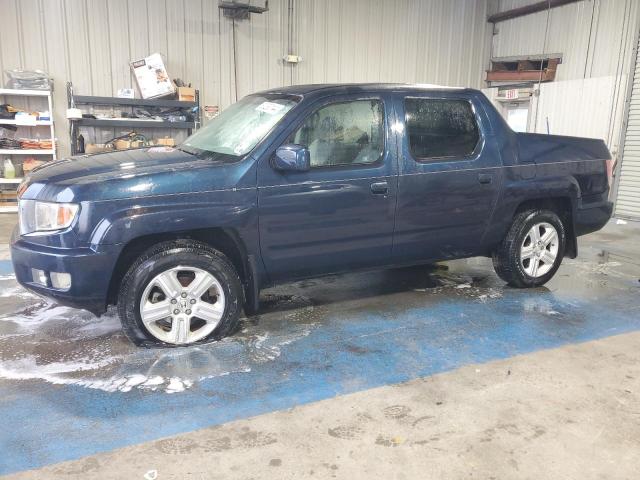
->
258, 83, 476, 97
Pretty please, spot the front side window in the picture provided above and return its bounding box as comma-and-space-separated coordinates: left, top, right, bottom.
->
289, 99, 384, 168
405, 98, 480, 160
180, 94, 299, 162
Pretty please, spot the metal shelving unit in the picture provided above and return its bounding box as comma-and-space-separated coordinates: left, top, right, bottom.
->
75, 118, 195, 129
0, 178, 21, 212
0, 149, 55, 155
0, 87, 56, 213
67, 82, 200, 155
0, 119, 52, 126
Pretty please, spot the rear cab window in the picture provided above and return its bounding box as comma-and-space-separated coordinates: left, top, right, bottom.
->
404, 98, 480, 161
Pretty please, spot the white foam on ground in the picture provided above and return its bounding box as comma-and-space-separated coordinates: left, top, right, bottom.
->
1, 304, 74, 327
0, 284, 37, 299
0, 356, 204, 394
0, 279, 318, 394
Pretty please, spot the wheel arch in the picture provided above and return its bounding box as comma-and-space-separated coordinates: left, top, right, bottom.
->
107, 227, 261, 312
513, 196, 577, 258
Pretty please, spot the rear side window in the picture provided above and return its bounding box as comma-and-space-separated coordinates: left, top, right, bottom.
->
289, 99, 384, 168
404, 98, 480, 160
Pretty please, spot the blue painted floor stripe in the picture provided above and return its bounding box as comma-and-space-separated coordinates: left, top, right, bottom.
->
0, 295, 640, 473
1, 256, 639, 474
0, 260, 12, 275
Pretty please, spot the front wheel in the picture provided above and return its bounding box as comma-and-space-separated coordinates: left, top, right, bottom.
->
492, 209, 566, 288
117, 240, 242, 347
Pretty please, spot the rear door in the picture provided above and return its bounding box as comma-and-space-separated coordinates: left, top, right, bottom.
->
257, 93, 399, 281
392, 92, 503, 263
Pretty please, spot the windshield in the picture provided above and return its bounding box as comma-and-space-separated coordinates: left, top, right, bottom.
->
180, 94, 299, 162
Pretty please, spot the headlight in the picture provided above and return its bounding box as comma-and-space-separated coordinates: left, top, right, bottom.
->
19, 200, 79, 235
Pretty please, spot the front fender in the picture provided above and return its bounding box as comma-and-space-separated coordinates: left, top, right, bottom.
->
89, 190, 257, 247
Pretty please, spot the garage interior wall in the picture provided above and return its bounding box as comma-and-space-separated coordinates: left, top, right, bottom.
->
489, 0, 640, 159
0, 0, 493, 158
614, 32, 640, 219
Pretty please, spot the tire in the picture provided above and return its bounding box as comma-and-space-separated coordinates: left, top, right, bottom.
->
117, 239, 243, 347
492, 209, 566, 288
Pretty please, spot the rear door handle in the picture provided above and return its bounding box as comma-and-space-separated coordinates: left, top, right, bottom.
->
478, 174, 493, 184
370, 181, 389, 195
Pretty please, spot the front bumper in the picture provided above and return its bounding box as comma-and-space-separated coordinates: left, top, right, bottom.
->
10, 228, 122, 315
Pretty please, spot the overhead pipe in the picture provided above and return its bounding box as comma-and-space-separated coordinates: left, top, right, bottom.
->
487, 0, 582, 23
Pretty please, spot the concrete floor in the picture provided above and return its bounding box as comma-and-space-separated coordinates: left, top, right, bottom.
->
0, 213, 639, 478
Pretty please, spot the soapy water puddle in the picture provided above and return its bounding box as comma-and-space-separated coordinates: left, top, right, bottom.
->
0, 253, 627, 395
0, 274, 320, 394
0, 265, 506, 395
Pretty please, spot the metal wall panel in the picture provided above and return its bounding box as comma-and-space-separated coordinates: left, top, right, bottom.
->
616, 34, 640, 219
492, 0, 639, 81
491, 0, 640, 212
293, 0, 492, 88
0, 0, 492, 157
533, 76, 618, 140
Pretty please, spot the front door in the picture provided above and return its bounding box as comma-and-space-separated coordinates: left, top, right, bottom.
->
257, 94, 398, 282
392, 92, 503, 263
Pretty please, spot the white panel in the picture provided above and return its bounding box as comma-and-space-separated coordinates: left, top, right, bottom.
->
294, 0, 492, 88
533, 76, 617, 141
85, 0, 113, 96
201, 0, 223, 110
166, 0, 187, 80
616, 34, 640, 219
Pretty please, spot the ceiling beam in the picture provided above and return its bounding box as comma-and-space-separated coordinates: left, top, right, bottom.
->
488, 0, 582, 24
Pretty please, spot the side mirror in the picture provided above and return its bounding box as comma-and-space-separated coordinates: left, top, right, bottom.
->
272, 144, 310, 172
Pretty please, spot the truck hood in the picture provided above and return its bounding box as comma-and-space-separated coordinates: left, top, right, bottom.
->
20, 147, 255, 203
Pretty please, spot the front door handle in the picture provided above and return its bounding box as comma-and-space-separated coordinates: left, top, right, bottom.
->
478, 174, 493, 184
370, 181, 389, 195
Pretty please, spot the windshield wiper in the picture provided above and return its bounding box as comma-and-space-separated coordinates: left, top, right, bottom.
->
176, 145, 199, 156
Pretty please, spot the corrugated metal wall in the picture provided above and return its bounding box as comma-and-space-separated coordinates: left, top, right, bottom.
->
0, 0, 493, 158
493, 0, 639, 81
615, 33, 640, 219
491, 0, 640, 152
532, 76, 619, 138
491, 0, 640, 217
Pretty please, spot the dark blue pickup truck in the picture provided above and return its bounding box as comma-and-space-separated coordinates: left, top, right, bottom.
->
11, 84, 613, 347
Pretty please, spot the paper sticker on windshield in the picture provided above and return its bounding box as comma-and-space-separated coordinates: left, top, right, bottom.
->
148, 146, 175, 153
256, 102, 285, 114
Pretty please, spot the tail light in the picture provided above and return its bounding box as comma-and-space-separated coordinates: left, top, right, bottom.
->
605, 157, 615, 187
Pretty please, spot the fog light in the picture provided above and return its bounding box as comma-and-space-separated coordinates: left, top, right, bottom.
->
31, 268, 48, 286
50, 272, 71, 290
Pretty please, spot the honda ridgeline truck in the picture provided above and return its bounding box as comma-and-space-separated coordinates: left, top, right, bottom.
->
10, 84, 613, 347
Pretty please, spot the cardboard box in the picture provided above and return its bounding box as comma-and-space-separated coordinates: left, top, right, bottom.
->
155, 137, 176, 147
22, 158, 45, 172
177, 87, 196, 102
114, 139, 145, 150
0, 191, 17, 201
85, 143, 113, 154
131, 53, 175, 99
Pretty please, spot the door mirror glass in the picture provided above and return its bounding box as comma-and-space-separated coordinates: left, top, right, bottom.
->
272, 144, 310, 172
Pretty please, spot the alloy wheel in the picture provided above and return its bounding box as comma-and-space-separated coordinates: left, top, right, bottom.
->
519, 222, 559, 278
139, 266, 226, 345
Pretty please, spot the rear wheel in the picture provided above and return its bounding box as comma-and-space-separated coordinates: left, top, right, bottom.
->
492, 209, 566, 288
117, 240, 242, 347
